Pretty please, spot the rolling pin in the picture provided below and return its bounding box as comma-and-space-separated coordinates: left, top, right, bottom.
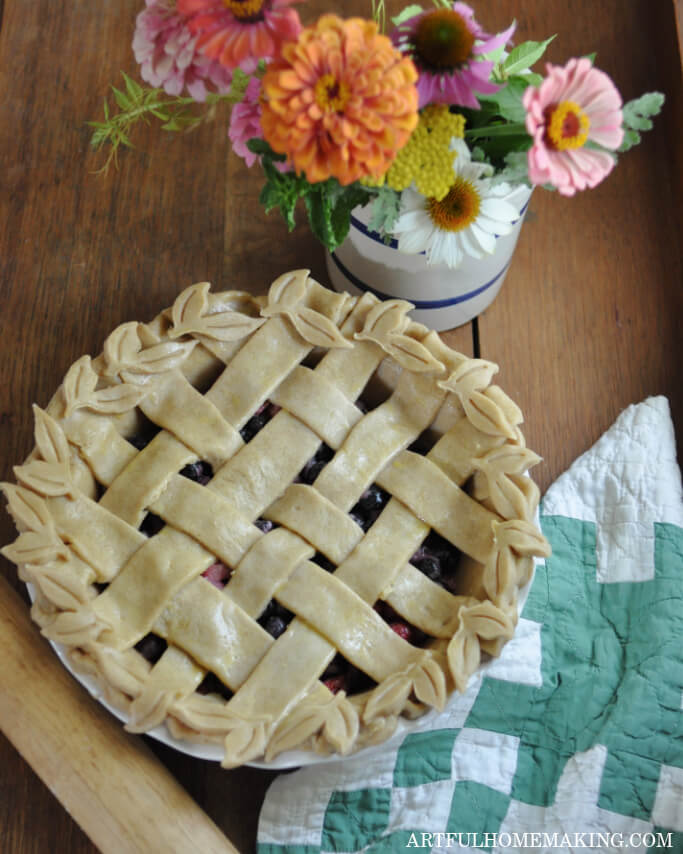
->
0, 574, 239, 854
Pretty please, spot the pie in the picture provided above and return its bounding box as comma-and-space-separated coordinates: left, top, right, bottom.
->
1, 270, 550, 767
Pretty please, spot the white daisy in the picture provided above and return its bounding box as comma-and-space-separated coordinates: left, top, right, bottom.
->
390, 139, 520, 269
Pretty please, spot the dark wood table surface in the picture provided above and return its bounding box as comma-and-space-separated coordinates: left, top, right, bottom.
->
1, 0, 681, 851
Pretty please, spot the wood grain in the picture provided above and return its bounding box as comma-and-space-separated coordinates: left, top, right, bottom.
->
0, 576, 238, 854
0, 1, 681, 852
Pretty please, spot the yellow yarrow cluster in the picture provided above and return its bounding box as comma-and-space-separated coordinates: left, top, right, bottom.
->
385, 105, 466, 200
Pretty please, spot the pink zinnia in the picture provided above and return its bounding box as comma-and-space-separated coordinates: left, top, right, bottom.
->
228, 77, 262, 166
523, 58, 624, 196
177, 0, 303, 73
392, 2, 515, 109
133, 0, 233, 101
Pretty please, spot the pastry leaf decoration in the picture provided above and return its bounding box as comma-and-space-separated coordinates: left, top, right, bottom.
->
476, 445, 543, 519
103, 321, 196, 377
438, 358, 499, 397
493, 518, 552, 558
354, 300, 444, 373
30, 564, 91, 611
0, 482, 68, 565
447, 601, 515, 692
364, 655, 446, 721
262, 269, 352, 349
287, 305, 353, 349
14, 407, 73, 498
2, 530, 68, 566
63, 356, 148, 416
266, 691, 358, 760
460, 599, 515, 640
41, 607, 102, 647
169, 282, 266, 342
447, 621, 482, 693
482, 547, 517, 603
439, 359, 519, 438
222, 716, 271, 769
1, 482, 54, 533
267, 269, 309, 308
34, 404, 70, 465
63, 356, 98, 415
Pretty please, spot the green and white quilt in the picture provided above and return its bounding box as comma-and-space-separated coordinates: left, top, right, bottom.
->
257, 397, 683, 854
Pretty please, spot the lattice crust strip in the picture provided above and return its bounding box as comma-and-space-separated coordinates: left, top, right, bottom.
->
1, 270, 551, 767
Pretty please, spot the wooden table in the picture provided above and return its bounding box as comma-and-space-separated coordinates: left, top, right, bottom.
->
1, 0, 681, 851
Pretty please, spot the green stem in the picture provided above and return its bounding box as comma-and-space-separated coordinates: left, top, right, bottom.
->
465, 122, 528, 139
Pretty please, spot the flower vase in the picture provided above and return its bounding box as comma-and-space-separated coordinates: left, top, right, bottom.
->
325, 184, 533, 331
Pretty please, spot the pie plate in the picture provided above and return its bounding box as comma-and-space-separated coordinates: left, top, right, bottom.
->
3, 271, 550, 769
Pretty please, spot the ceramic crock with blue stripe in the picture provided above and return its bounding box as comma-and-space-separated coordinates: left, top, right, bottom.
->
325, 184, 532, 332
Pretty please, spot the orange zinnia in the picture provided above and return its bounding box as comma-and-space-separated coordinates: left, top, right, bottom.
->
260, 15, 419, 186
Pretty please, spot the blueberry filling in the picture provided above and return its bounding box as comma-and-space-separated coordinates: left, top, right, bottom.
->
180, 460, 213, 485
258, 600, 294, 639
127, 420, 161, 451
197, 671, 233, 701
240, 401, 281, 443
139, 512, 165, 537
409, 530, 461, 590
349, 484, 390, 531
297, 443, 334, 484
135, 633, 167, 664
312, 552, 335, 573
254, 518, 275, 533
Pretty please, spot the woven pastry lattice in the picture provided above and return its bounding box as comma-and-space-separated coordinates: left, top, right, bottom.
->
2, 271, 550, 767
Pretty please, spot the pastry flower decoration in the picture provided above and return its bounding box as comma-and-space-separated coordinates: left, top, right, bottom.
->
91, 1, 663, 268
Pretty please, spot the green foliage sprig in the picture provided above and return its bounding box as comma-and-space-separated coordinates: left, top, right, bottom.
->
619, 92, 666, 152
89, 71, 250, 172
247, 139, 375, 252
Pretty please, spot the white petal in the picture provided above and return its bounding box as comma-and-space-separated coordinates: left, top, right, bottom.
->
480, 198, 518, 223
476, 213, 513, 236
470, 223, 497, 254
459, 228, 485, 260
392, 209, 428, 234
398, 223, 434, 255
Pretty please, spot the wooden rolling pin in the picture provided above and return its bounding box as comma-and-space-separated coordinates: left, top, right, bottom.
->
0, 574, 239, 854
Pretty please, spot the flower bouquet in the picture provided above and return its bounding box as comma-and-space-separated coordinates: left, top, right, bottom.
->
92, 0, 663, 271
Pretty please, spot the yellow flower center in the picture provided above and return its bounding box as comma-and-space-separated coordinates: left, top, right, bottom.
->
314, 73, 351, 113
544, 100, 590, 150
414, 9, 475, 70
427, 177, 481, 231
222, 0, 266, 22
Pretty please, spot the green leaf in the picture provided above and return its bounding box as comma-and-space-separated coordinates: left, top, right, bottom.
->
491, 150, 532, 186
246, 138, 286, 160
367, 185, 402, 237
480, 76, 529, 123
623, 92, 665, 130
123, 72, 144, 101
618, 92, 665, 152
111, 85, 131, 111
391, 4, 422, 27
502, 36, 556, 75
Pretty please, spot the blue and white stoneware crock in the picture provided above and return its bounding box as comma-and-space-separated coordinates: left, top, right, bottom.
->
325, 184, 532, 332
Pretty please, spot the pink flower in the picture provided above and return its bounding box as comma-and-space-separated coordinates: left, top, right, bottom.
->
228, 77, 263, 166
177, 0, 302, 73
133, 0, 232, 101
391, 2, 515, 109
227, 77, 289, 171
523, 58, 624, 196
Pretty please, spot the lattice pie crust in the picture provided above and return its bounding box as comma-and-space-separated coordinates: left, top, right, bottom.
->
2, 271, 550, 767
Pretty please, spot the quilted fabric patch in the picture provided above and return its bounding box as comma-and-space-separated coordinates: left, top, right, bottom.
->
257, 398, 683, 853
